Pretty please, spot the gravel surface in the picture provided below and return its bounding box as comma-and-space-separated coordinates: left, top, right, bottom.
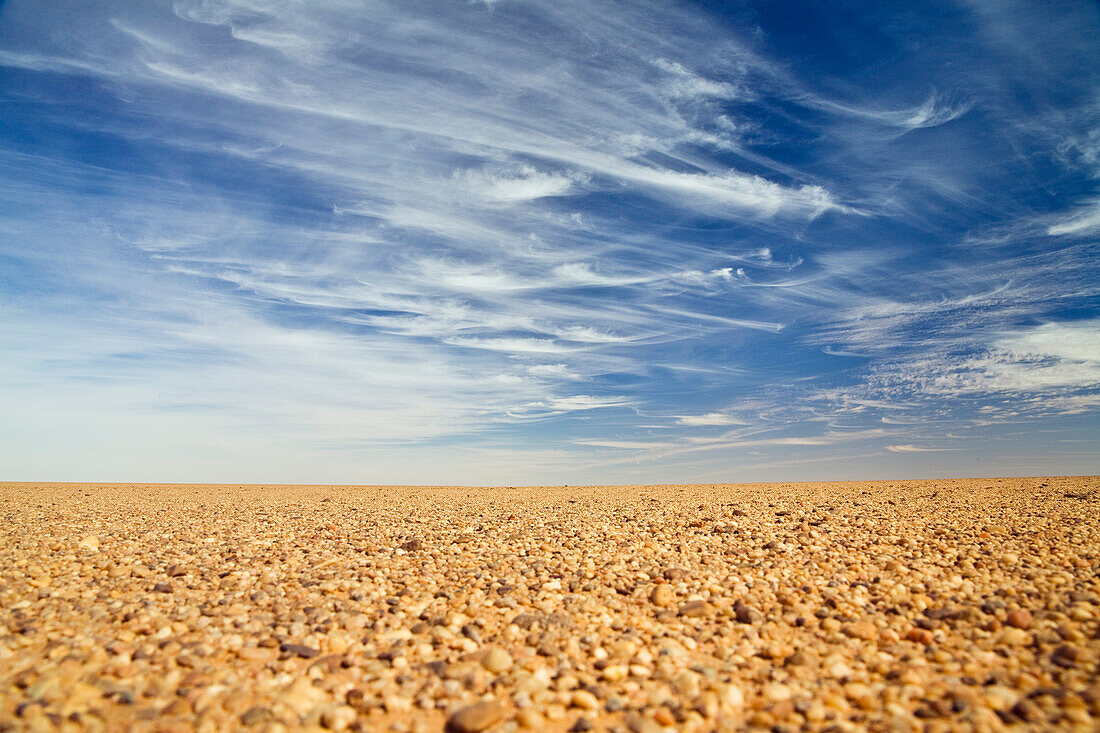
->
1, 478, 1098, 731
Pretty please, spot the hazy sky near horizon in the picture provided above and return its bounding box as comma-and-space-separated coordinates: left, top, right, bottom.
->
1, 0, 1098, 484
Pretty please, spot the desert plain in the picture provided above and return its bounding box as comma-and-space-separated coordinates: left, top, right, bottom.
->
0, 478, 1097, 732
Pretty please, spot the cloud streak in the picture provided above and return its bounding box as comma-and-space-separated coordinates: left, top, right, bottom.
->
0, 0, 1098, 482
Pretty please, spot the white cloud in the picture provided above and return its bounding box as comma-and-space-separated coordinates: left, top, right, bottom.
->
676, 412, 747, 426
445, 336, 574, 354
886, 444, 955, 453
1048, 200, 1100, 236
808, 92, 971, 132
456, 165, 580, 204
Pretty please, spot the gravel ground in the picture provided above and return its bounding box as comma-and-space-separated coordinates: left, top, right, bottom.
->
1, 478, 1097, 732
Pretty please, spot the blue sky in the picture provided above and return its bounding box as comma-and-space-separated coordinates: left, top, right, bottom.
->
1, 0, 1098, 484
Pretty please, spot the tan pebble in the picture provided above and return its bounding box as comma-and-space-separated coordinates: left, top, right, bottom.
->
770, 699, 794, 721
570, 690, 599, 711
844, 683, 876, 709
759, 643, 791, 661
983, 686, 1017, 711
623, 711, 662, 733
677, 600, 711, 617
762, 683, 791, 702
649, 585, 674, 607
78, 535, 100, 551
999, 627, 1029, 645
320, 705, 356, 730
162, 698, 191, 716
601, 665, 628, 682
720, 683, 744, 709
237, 646, 276, 662
672, 670, 699, 697
280, 676, 327, 716
748, 711, 775, 727
842, 621, 877, 640
384, 695, 412, 713
445, 700, 507, 733
516, 709, 544, 729
481, 647, 513, 674
241, 705, 272, 726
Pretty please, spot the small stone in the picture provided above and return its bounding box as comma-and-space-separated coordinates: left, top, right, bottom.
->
735, 604, 761, 624
982, 686, 1017, 711
400, 539, 423, 552
77, 535, 100, 551
720, 683, 745, 709
1006, 609, 1032, 629
281, 642, 320, 659
570, 690, 599, 711
445, 700, 507, 733
153, 582, 172, 593
516, 709, 544, 729
653, 707, 676, 726
568, 716, 594, 732
906, 628, 934, 645
649, 584, 674, 607
678, 600, 711, 617
241, 705, 272, 725
1051, 644, 1078, 668
842, 621, 877, 640
601, 665, 628, 682
321, 705, 357, 730
763, 683, 791, 702
1012, 699, 1042, 722
481, 647, 513, 674
785, 651, 811, 666
280, 676, 327, 716
237, 646, 276, 662
511, 613, 540, 629
624, 711, 663, 733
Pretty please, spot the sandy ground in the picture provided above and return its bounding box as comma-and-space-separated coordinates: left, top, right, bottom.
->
1, 477, 1098, 732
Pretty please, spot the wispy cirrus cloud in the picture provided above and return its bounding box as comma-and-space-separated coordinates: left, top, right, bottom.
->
0, 0, 1097, 483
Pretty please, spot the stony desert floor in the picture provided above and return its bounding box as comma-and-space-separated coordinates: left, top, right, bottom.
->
1, 478, 1098, 732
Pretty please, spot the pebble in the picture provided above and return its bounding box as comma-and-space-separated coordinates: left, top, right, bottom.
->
762, 682, 792, 702
648, 584, 673, 607
906, 628, 934, 645
281, 643, 320, 659
480, 647, 513, 674
240, 705, 272, 725
445, 700, 507, 733
1052, 644, 1078, 668
568, 717, 593, 732
842, 620, 878, 640
677, 600, 710, 617
569, 690, 599, 711
1, 478, 1096, 732
1006, 608, 1032, 629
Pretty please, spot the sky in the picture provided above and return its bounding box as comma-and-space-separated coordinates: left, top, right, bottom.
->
1, 0, 1098, 485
